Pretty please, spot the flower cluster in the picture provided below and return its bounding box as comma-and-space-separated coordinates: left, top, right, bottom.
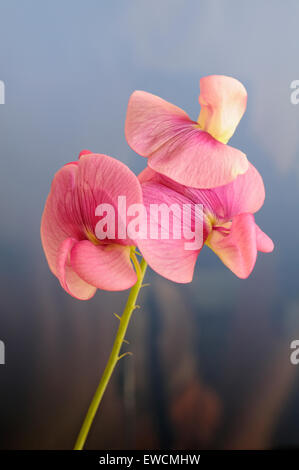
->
41, 75, 274, 300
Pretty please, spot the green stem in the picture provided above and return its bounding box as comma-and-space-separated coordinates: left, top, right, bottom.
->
73, 256, 147, 450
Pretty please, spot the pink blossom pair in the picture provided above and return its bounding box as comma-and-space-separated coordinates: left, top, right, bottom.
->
41, 75, 274, 300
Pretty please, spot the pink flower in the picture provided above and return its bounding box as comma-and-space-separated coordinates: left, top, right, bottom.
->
137, 164, 274, 282
41, 151, 143, 300
125, 75, 249, 189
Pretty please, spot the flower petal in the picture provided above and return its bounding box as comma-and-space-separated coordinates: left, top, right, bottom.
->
256, 225, 274, 253
139, 162, 264, 220
137, 182, 207, 283
70, 241, 137, 291
148, 127, 248, 189
208, 162, 265, 219
125, 90, 190, 156
138, 166, 157, 184
206, 213, 273, 278
57, 238, 97, 300
41, 163, 80, 276
75, 153, 143, 244
138, 237, 198, 283
41, 154, 143, 278
126, 90, 248, 189
197, 75, 247, 143
206, 213, 258, 278
78, 149, 93, 159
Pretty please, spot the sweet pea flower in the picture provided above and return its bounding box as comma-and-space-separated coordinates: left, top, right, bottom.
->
137, 164, 274, 282
125, 75, 249, 189
41, 151, 143, 300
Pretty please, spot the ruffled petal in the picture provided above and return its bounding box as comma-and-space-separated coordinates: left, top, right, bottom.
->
70, 241, 137, 291
126, 90, 248, 189
57, 238, 97, 300
198, 75, 247, 143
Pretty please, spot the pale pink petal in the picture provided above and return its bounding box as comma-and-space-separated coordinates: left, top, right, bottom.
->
256, 224, 274, 252
70, 241, 137, 291
125, 90, 190, 156
198, 75, 247, 143
57, 238, 97, 300
137, 182, 208, 283
126, 90, 248, 189
148, 126, 248, 189
206, 213, 258, 279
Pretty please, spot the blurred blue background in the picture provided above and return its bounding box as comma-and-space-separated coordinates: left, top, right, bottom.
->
0, 0, 299, 449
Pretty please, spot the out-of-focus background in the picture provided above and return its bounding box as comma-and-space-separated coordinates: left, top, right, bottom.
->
0, 0, 298, 450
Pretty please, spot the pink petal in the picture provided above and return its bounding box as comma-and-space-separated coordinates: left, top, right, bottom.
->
148, 127, 248, 189
139, 162, 265, 220
125, 90, 190, 156
78, 149, 93, 159
75, 153, 143, 244
70, 241, 137, 291
126, 90, 248, 189
209, 163, 265, 219
198, 75, 247, 143
256, 225, 274, 253
138, 237, 199, 283
41, 154, 143, 277
137, 182, 207, 283
41, 163, 80, 276
57, 238, 97, 300
138, 172, 273, 281
206, 213, 258, 279
138, 166, 157, 184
